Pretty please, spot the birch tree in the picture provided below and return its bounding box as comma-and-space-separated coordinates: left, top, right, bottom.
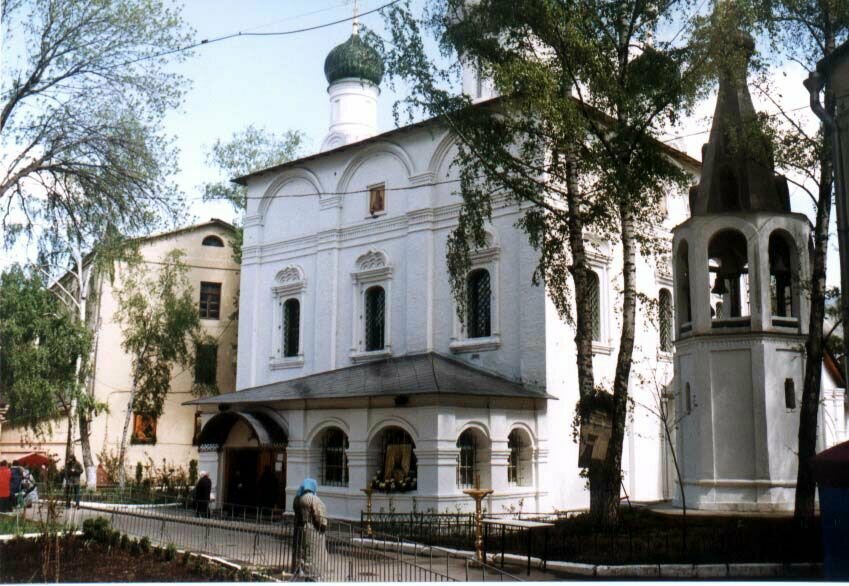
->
381, 0, 706, 524
114, 250, 199, 486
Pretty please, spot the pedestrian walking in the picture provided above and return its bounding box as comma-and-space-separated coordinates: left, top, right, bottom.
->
62, 455, 83, 508
0, 461, 11, 512
291, 478, 328, 581
194, 471, 212, 517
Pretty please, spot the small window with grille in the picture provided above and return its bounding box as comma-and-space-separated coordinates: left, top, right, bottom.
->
456, 430, 477, 488
364, 285, 386, 351
199, 282, 221, 320
283, 298, 300, 357
466, 269, 491, 338
321, 428, 349, 487
659, 288, 672, 352
588, 271, 601, 342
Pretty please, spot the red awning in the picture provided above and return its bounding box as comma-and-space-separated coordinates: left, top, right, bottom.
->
813, 440, 849, 488
15, 452, 54, 468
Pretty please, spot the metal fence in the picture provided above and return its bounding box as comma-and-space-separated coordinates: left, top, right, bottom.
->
364, 509, 824, 566
27, 498, 485, 581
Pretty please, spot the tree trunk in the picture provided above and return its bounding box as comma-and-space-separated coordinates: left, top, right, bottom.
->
595, 208, 639, 526
795, 111, 834, 522
564, 154, 611, 519
795, 27, 836, 523
117, 379, 137, 488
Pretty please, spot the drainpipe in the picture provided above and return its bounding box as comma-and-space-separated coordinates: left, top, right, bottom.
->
804, 62, 849, 396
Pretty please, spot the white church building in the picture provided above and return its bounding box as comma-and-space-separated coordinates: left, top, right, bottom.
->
188, 26, 846, 519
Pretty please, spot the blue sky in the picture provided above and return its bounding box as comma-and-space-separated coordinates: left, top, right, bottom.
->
170, 0, 426, 225
1, 0, 840, 286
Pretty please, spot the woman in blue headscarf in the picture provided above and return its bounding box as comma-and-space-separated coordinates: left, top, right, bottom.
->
292, 478, 328, 580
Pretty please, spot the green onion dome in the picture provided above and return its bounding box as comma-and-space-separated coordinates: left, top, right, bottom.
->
324, 34, 384, 86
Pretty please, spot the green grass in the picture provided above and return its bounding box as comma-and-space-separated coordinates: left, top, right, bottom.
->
0, 512, 41, 535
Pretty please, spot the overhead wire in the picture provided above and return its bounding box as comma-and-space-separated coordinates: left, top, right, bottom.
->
118, 0, 401, 68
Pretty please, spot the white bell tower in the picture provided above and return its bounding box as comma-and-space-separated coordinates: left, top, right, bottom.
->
671, 30, 811, 511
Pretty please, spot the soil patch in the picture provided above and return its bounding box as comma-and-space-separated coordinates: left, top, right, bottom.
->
0, 535, 250, 583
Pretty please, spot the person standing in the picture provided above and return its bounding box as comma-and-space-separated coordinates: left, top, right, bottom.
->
291, 478, 328, 580
194, 471, 212, 517
62, 455, 83, 508
0, 461, 11, 512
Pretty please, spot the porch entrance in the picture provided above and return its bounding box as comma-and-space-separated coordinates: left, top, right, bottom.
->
224, 447, 286, 512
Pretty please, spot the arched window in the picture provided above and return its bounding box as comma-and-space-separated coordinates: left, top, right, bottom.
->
507, 429, 533, 487
364, 286, 386, 351
676, 241, 692, 330
320, 428, 349, 487
202, 235, 224, 247
708, 230, 750, 320
467, 269, 491, 338
769, 232, 797, 319
659, 288, 672, 352
457, 430, 477, 488
588, 271, 601, 342
283, 299, 300, 357
370, 427, 417, 492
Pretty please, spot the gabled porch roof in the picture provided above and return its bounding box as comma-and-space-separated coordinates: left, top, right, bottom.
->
185, 352, 551, 406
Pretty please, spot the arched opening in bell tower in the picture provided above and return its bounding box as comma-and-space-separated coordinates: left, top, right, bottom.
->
768, 231, 799, 321
708, 229, 750, 322
675, 240, 692, 333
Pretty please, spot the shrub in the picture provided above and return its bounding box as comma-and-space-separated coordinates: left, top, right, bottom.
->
164, 542, 178, 561
82, 517, 111, 543
130, 538, 141, 556
135, 462, 143, 485
237, 567, 252, 582
109, 530, 121, 547
189, 459, 198, 486
120, 533, 130, 550
181, 550, 191, 565
139, 536, 151, 554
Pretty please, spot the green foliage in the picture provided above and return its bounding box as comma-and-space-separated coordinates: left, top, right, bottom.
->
82, 517, 112, 543
0, 0, 193, 243
163, 542, 177, 561
139, 536, 151, 554
120, 533, 130, 550
201, 125, 304, 213
116, 250, 200, 419
135, 462, 144, 485
0, 265, 92, 432
181, 550, 191, 565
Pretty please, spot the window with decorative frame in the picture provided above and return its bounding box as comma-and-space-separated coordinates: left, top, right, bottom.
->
466, 269, 491, 339
283, 298, 300, 357
364, 286, 386, 351
588, 271, 601, 342
321, 428, 349, 487
271, 266, 306, 369
351, 250, 392, 362
450, 234, 500, 354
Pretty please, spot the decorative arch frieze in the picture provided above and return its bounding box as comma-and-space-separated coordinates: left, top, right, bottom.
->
335, 141, 416, 194
258, 168, 325, 219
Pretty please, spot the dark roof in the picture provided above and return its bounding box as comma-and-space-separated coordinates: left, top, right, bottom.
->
232, 96, 701, 185
689, 31, 789, 216
185, 352, 550, 406
324, 33, 384, 86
